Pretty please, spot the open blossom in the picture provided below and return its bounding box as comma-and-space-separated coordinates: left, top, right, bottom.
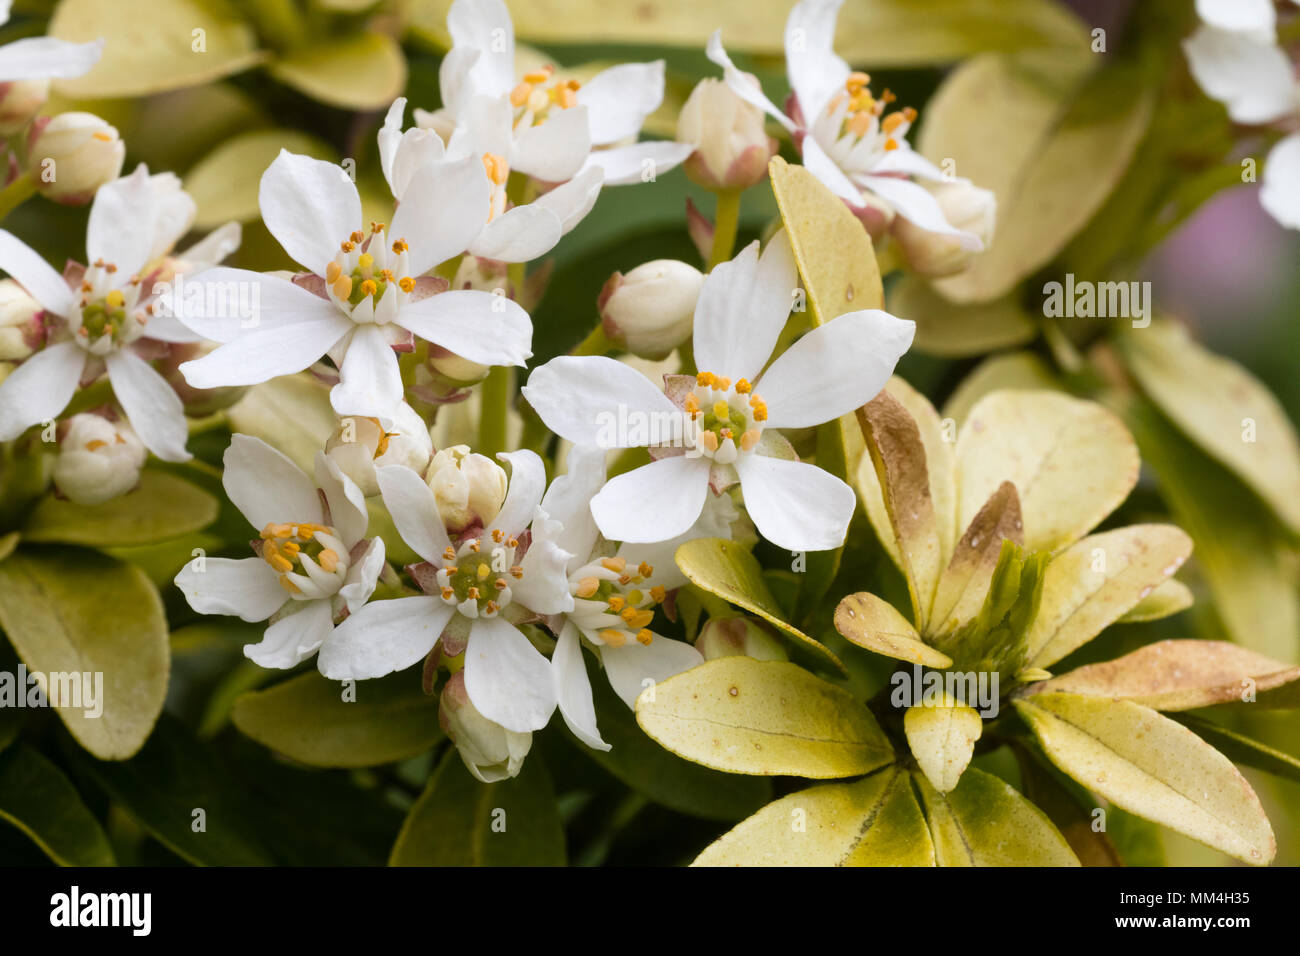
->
174, 149, 532, 426
175, 435, 387, 669
324, 402, 433, 497
523, 232, 915, 552
415, 0, 691, 195
319, 450, 573, 736
0, 0, 102, 83
542, 445, 734, 751
0, 165, 239, 460
707, 0, 985, 248
1184, 13, 1300, 229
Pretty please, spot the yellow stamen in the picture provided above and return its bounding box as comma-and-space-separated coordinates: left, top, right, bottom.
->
607, 595, 625, 613
399, 276, 415, 293
325, 261, 342, 283
636, 629, 653, 646
649, 585, 666, 603
599, 629, 627, 647
637, 562, 653, 578
510, 81, 533, 107
318, 549, 339, 573
269, 554, 294, 573
279, 576, 301, 594
734, 379, 752, 394
576, 576, 599, 598
84, 439, 108, 451
696, 371, 715, 387
712, 399, 730, 420
523, 67, 554, 85
360, 279, 377, 297
332, 275, 353, 300
105, 289, 125, 309
600, 557, 626, 574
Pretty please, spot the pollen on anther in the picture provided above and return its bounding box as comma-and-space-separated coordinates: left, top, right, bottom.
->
636, 629, 653, 646
492, 529, 505, 543
441, 586, 455, 600
599, 629, 627, 647
576, 576, 599, 598
443, 546, 456, 561
600, 556, 626, 574
638, 562, 653, 578
649, 585, 666, 603
509, 565, 524, 579
467, 586, 480, 600
399, 277, 415, 293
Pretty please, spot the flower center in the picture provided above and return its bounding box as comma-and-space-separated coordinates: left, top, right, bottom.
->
324, 223, 416, 322
569, 556, 665, 647
826, 71, 916, 154
435, 530, 523, 619
258, 521, 350, 601
72, 260, 144, 354
684, 371, 766, 464
509, 65, 581, 129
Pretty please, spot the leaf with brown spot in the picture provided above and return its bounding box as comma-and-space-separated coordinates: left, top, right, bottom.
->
833, 592, 952, 668
1117, 578, 1193, 623
929, 480, 1023, 635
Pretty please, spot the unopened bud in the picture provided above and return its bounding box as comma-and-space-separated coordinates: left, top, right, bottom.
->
0, 279, 44, 361
600, 259, 704, 360
52, 414, 146, 505
326, 404, 433, 497
426, 444, 508, 534
678, 77, 777, 192
0, 79, 49, 135
891, 179, 996, 278
439, 670, 532, 782
29, 112, 126, 204
695, 616, 789, 662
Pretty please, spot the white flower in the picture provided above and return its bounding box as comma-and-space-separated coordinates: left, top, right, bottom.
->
707, 0, 984, 248
1184, 21, 1300, 229
318, 450, 572, 736
385, 96, 603, 264
29, 112, 125, 204
174, 435, 387, 669
52, 413, 146, 505
541, 444, 735, 750
0, 1, 103, 83
523, 232, 915, 552
0, 164, 237, 460
175, 149, 533, 426
324, 402, 433, 497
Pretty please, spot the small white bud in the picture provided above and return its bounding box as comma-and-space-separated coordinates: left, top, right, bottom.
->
677, 78, 777, 192
325, 403, 433, 497
695, 617, 789, 662
0, 279, 44, 361
891, 179, 996, 278
439, 670, 532, 783
29, 112, 126, 204
426, 444, 508, 534
0, 79, 49, 135
599, 259, 705, 360
52, 414, 147, 505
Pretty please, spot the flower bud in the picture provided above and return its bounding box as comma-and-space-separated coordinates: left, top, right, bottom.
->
695, 617, 789, 662
52, 414, 147, 505
890, 179, 996, 279
28, 112, 126, 205
439, 671, 531, 782
426, 444, 508, 534
157, 341, 246, 417
600, 259, 704, 360
325, 404, 433, 497
0, 279, 44, 361
426, 344, 490, 388
0, 79, 49, 135
678, 77, 777, 192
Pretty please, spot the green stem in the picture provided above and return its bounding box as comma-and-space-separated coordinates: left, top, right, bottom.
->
478, 366, 511, 458
706, 189, 742, 271
1042, 315, 1084, 374
0, 173, 36, 222
573, 324, 613, 356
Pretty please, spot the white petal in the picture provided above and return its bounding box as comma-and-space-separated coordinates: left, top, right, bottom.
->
0, 341, 83, 440
552, 623, 609, 750
223, 434, 323, 529
174, 221, 242, 274
864, 174, 982, 247
172, 268, 336, 344
86, 165, 157, 279
1196, 0, 1275, 40
463, 615, 557, 733
438, 46, 483, 117
1262, 132, 1300, 230
802, 133, 864, 202
578, 61, 665, 145
396, 289, 532, 367
534, 165, 604, 232
590, 454, 711, 544
580, 140, 694, 186
179, 309, 351, 389
601, 636, 703, 708
339, 536, 386, 614
459, 92, 514, 158
173, 556, 285, 623
735, 454, 854, 551
0, 229, 75, 315
618, 490, 738, 591
391, 155, 491, 275
757, 309, 915, 429
785, 0, 850, 122
246, 600, 335, 669
693, 232, 797, 381
376, 464, 452, 562
330, 325, 404, 425
871, 145, 948, 181
314, 450, 370, 548
467, 203, 563, 261
259, 150, 361, 275
142, 312, 204, 344
104, 350, 191, 462
487, 449, 546, 536
1183, 25, 1297, 124
447, 0, 515, 98
0, 36, 103, 81
706, 30, 795, 132
541, 443, 607, 562
522, 355, 680, 447
512, 507, 575, 615
318, 596, 451, 679
512, 105, 592, 181
378, 97, 407, 193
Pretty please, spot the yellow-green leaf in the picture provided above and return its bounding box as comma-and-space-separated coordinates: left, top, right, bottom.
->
943, 351, 1062, 426
1117, 578, 1193, 623
0, 549, 168, 760
1118, 321, 1300, 535
929, 480, 1023, 635
674, 538, 844, 675
636, 658, 893, 778
904, 693, 982, 793
268, 32, 406, 110
23, 471, 218, 548
50, 0, 265, 98
226, 372, 337, 472
692, 767, 935, 866
889, 276, 1037, 357
232, 670, 443, 768
833, 591, 952, 668
1174, 714, 1300, 786
1033, 640, 1300, 711
914, 765, 1079, 866
955, 390, 1139, 553
1025, 525, 1192, 669
1015, 692, 1275, 865
186, 129, 338, 229
0, 745, 116, 866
